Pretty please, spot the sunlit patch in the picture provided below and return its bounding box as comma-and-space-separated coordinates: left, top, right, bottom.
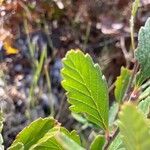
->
3, 42, 19, 55
0, 0, 4, 5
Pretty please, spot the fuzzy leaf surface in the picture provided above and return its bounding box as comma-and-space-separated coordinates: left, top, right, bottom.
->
9, 117, 58, 150
118, 103, 150, 150
61, 50, 109, 130
135, 18, 150, 85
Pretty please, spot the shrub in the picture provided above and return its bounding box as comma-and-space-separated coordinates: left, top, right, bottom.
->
1, 17, 150, 150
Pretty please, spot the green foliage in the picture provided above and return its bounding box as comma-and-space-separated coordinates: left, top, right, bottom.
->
115, 67, 131, 103
108, 135, 124, 150
138, 96, 150, 116
61, 50, 109, 130
55, 132, 84, 150
118, 103, 150, 150
109, 102, 119, 127
132, 0, 140, 17
9, 117, 81, 150
72, 113, 93, 129
30, 128, 82, 150
59, 128, 81, 145
9, 117, 58, 150
135, 17, 150, 85
90, 135, 105, 150
139, 85, 150, 100
9, 143, 24, 150
3, 17, 150, 150
29, 47, 47, 107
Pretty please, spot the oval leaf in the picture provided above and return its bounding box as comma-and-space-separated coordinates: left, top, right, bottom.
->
118, 103, 150, 150
115, 67, 131, 103
138, 96, 150, 117
61, 49, 109, 130
9, 117, 59, 150
135, 18, 150, 85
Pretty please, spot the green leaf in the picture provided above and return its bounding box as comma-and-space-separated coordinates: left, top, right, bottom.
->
61, 49, 109, 130
109, 102, 119, 127
90, 135, 105, 150
132, 0, 140, 17
135, 18, 150, 85
115, 67, 131, 103
9, 117, 81, 150
9, 117, 59, 150
30, 127, 82, 150
138, 96, 150, 116
55, 132, 85, 150
29, 127, 63, 150
8, 142, 24, 150
59, 128, 81, 145
139, 86, 150, 100
118, 103, 150, 150
72, 113, 89, 125
108, 135, 124, 150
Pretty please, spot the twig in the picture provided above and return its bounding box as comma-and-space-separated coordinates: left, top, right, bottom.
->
120, 37, 132, 67
56, 94, 66, 120
83, 21, 91, 51
104, 1, 140, 148
103, 58, 138, 149
122, 61, 139, 102
108, 82, 115, 93
104, 128, 119, 150
104, 59, 139, 149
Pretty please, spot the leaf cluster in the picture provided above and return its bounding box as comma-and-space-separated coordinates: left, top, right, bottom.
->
3, 6, 150, 150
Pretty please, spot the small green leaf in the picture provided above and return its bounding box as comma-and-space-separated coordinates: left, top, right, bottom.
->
115, 67, 131, 103
118, 103, 150, 150
61, 49, 109, 130
132, 0, 140, 17
55, 132, 85, 150
109, 102, 119, 127
135, 18, 150, 85
72, 113, 89, 125
139, 86, 150, 100
30, 127, 82, 150
90, 135, 105, 150
108, 135, 124, 150
138, 96, 150, 116
9, 117, 59, 150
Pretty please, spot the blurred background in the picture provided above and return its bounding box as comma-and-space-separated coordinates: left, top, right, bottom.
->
0, 0, 150, 148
